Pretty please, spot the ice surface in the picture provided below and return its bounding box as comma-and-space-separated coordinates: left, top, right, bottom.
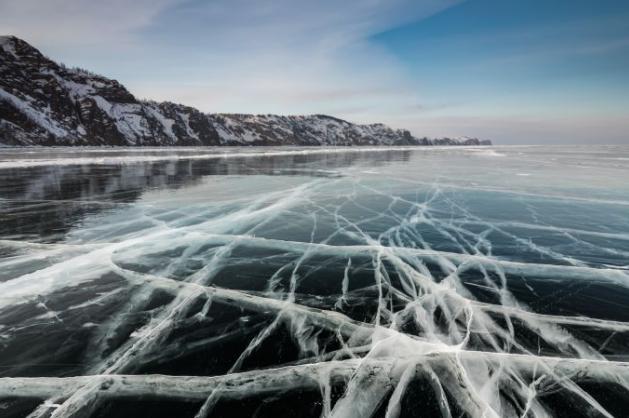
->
1, 145, 629, 417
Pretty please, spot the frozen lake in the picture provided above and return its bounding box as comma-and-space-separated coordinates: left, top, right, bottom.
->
1, 145, 629, 417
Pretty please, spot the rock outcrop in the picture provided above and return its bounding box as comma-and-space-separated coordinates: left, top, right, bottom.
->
0, 36, 491, 147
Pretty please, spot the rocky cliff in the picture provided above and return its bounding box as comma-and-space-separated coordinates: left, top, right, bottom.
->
0, 36, 491, 147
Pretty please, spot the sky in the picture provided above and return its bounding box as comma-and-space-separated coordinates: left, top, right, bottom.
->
1, 0, 628, 144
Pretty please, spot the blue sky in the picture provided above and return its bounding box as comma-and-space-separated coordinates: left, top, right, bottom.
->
1, 0, 628, 143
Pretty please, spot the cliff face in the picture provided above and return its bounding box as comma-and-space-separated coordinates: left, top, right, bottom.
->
0, 36, 491, 147
0, 36, 221, 146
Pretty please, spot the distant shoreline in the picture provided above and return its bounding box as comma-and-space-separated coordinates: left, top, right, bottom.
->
0, 145, 498, 169
1, 36, 490, 148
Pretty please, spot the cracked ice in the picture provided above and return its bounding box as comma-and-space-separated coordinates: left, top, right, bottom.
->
1, 145, 629, 417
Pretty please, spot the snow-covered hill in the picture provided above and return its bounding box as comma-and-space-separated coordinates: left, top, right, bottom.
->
0, 36, 491, 147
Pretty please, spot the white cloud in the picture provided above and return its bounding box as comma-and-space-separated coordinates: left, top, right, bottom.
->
0, 0, 183, 47
126, 0, 458, 120
1, 0, 459, 131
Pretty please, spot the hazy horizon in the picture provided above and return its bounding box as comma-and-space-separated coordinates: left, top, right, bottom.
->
2, 0, 628, 144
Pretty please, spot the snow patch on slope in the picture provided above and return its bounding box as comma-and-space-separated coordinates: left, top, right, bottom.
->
145, 105, 176, 142
0, 88, 68, 137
